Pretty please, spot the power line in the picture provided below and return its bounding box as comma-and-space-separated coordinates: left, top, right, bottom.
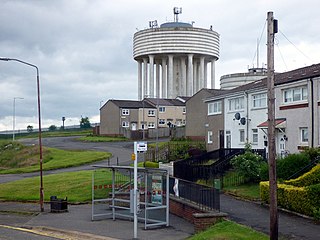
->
279, 30, 314, 63
275, 37, 288, 71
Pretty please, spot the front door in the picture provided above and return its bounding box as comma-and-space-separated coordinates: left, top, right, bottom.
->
131, 123, 137, 131
226, 130, 231, 148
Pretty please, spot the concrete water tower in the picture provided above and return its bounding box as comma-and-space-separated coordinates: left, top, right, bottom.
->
133, 7, 220, 100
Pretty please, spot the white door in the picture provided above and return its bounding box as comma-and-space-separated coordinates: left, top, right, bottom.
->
131, 123, 137, 131
226, 130, 231, 148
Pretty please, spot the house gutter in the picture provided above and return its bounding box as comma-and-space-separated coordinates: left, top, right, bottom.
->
310, 78, 314, 148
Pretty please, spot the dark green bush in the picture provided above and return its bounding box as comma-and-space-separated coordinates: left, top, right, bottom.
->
260, 153, 312, 181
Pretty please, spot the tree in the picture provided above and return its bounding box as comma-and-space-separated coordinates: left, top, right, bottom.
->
27, 125, 33, 133
80, 116, 91, 129
48, 125, 57, 131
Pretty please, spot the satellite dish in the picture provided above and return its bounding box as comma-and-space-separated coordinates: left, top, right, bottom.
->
240, 117, 246, 125
234, 112, 241, 120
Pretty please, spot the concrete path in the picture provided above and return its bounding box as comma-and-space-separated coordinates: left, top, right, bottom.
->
221, 194, 320, 240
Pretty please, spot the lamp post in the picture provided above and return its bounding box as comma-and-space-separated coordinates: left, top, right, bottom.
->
13, 97, 24, 141
0, 58, 44, 212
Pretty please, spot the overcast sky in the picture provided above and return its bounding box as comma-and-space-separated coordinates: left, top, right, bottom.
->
1, 0, 319, 132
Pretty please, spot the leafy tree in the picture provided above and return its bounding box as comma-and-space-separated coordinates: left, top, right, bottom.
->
80, 116, 91, 129
231, 143, 264, 182
48, 125, 57, 131
27, 125, 33, 133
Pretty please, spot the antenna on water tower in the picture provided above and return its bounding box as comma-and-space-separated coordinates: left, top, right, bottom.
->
173, 7, 182, 22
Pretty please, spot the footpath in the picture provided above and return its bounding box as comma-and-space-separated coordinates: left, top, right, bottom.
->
0, 195, 319, 240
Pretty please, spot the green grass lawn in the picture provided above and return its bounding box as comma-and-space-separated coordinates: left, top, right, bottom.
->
223, 183, 261, 201
77, 135, 127, 142
188, 220, 268, 240
0, 143, 111, 174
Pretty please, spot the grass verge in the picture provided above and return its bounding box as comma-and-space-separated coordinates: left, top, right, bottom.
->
223, 183, 260, 201
188, 220, 268, 240
0, 146, 111, 174
0, 170, 108, 202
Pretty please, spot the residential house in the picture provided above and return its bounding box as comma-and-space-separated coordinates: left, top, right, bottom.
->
145, 98, 187, 128
99, 99, 155, 136
100, 98, 186, 138
186, 89, 226, 141
204, 63, 320, 156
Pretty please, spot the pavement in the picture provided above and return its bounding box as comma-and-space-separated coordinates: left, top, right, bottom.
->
1, 195, 320, 240
0, 202, 194, 240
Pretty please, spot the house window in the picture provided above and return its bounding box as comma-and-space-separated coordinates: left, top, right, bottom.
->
148, 122, 155, 128
300, 127, 308, 143
252, 93, 267, 108
239, 129, 245, 143
159, 119, 165, 125
283, 86, 308, 103
228, 97, 244, 112
159, 106, 166, 113
148, 110, 155, 116
252, 129, 258, 143
208, 101, 222, 115
122, 121, 129, 128
122, 109, 129, 115
182, 107, 186, 114
208, 131, 213, 144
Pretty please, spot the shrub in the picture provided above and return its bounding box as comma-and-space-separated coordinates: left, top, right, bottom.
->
285, 164, 320, 187
260, 153, 312, 181
231, 143, 264, 182
277, 153, 311, 180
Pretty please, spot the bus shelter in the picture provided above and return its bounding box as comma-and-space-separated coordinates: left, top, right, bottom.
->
91, 165, 169, 229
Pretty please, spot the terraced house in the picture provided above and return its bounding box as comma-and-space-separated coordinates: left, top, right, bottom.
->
99, 98, 186, 138
201, 63, 320, 155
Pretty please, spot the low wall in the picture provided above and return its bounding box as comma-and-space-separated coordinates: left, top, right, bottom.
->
169, 196, 227, 232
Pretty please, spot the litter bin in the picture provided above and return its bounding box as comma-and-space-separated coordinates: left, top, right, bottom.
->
50, 196, 68, 213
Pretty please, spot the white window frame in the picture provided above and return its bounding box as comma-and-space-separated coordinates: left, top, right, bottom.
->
228, 97, 244, 112
182, 107, 186, 114
300, 127, 308, 143
148, 109, 155, 116
239, 129, 245, 143
283, 86, 308, 104
208, 101, 222, 115
122, 121, 129, 128
252, 128, 258, 144
159, 119, 165, 125
207, 131, 213, 144
159, 106, 166, 113
148, 122, 155, 129
122, 109, 129, 116
252, 93, 267, 108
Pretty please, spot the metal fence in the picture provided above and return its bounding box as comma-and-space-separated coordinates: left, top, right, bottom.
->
169, 176, 220, 211
174, 148, 266, 182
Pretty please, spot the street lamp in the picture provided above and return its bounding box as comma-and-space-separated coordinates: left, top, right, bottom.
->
0, 57, 44, 212
13, 97, 24, 141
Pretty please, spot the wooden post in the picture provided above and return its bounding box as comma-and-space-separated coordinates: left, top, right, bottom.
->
267, 11, 278, 240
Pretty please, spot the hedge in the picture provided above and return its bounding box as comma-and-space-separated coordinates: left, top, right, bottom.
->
284, 164, 320, 187
260, 165, 320, 216
260, 182, 318, 216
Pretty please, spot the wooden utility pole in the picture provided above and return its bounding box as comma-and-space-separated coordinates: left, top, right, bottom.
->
267, 11, 278, 240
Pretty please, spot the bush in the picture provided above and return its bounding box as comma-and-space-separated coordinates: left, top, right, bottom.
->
285, 164, 320, 187
231, 143, 264, 182
260, 153, 312, 181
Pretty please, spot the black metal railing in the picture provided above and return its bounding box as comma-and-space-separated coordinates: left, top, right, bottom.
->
174, 148, 266, 182
169, 176, 220, 211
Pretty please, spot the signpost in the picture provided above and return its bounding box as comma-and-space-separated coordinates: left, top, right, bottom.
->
133, 141, 147, 239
